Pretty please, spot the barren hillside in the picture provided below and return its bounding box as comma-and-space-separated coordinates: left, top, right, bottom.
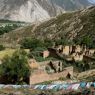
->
0, 6, 95, 47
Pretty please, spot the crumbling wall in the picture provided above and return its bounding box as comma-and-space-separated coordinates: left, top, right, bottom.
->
30, 67, 73, 84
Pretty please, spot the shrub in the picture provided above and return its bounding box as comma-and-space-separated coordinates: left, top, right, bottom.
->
0, 45, 5, 51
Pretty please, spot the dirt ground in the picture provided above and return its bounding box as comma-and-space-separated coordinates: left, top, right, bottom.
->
0, 88, 95, 95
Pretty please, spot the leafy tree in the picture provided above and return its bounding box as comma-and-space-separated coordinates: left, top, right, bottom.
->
81, 36, 93, 48
0, 49, 31, 84
20, 38, 44, 49
44, 39, 54, 48
74, 36, 94, 48
55, 37, 73, 46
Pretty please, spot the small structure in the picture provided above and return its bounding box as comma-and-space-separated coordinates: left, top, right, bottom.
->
56, 45, 63, 52
40, 50, 50, 59
88, 49, 95, 56
75, 45, 82, 53
48, 61, 63, 73
73, 53, 84, 62
28, 59, 39, 69
62, 46, 70, 55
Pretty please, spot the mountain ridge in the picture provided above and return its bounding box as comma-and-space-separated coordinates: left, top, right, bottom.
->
0, 0, 94, 23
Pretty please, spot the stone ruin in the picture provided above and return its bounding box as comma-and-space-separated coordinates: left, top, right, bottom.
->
30, 66, 73, 85
56, 45, 95, 62
47, 61, 63, 73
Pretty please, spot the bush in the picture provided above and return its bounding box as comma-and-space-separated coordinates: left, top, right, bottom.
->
0, 45, 5, 51
44, 39, 54, 48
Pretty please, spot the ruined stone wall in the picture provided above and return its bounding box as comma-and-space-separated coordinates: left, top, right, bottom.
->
73, 54, 83, 61
75, 45, 82, 53
62, 46, 70, 55
77, 69, 95, 79
30, 67, 73, 85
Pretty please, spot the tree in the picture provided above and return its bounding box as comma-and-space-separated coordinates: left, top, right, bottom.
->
20, 38, 44, 49
0, 49, 31, 84
44, 39, 54, 48
74, 36, 94, 48
81, 36, 93, 48
55, 37, 73, 46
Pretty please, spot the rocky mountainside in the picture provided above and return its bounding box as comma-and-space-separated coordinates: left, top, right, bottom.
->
0, 0, 94, 23
0, 6, 95, 47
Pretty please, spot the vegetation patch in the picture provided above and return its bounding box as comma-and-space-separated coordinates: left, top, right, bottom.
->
0, 49, 31, 84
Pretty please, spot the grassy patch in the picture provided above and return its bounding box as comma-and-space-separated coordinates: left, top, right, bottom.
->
0, 49, 29, 59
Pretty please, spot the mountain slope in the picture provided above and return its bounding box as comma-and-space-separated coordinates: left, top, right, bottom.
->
0, 6, 95, 47
0, 0, 94, 23
0, 0, 64, 23
51, 0, 91, 11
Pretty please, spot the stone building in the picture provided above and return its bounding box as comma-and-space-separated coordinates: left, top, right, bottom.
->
56, 45, 82, 56
55, 45, 95, 62
48, 61, 63, 73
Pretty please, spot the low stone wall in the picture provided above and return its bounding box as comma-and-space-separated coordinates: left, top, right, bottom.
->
77, 69, 95, 79
30, 67, 73, 85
